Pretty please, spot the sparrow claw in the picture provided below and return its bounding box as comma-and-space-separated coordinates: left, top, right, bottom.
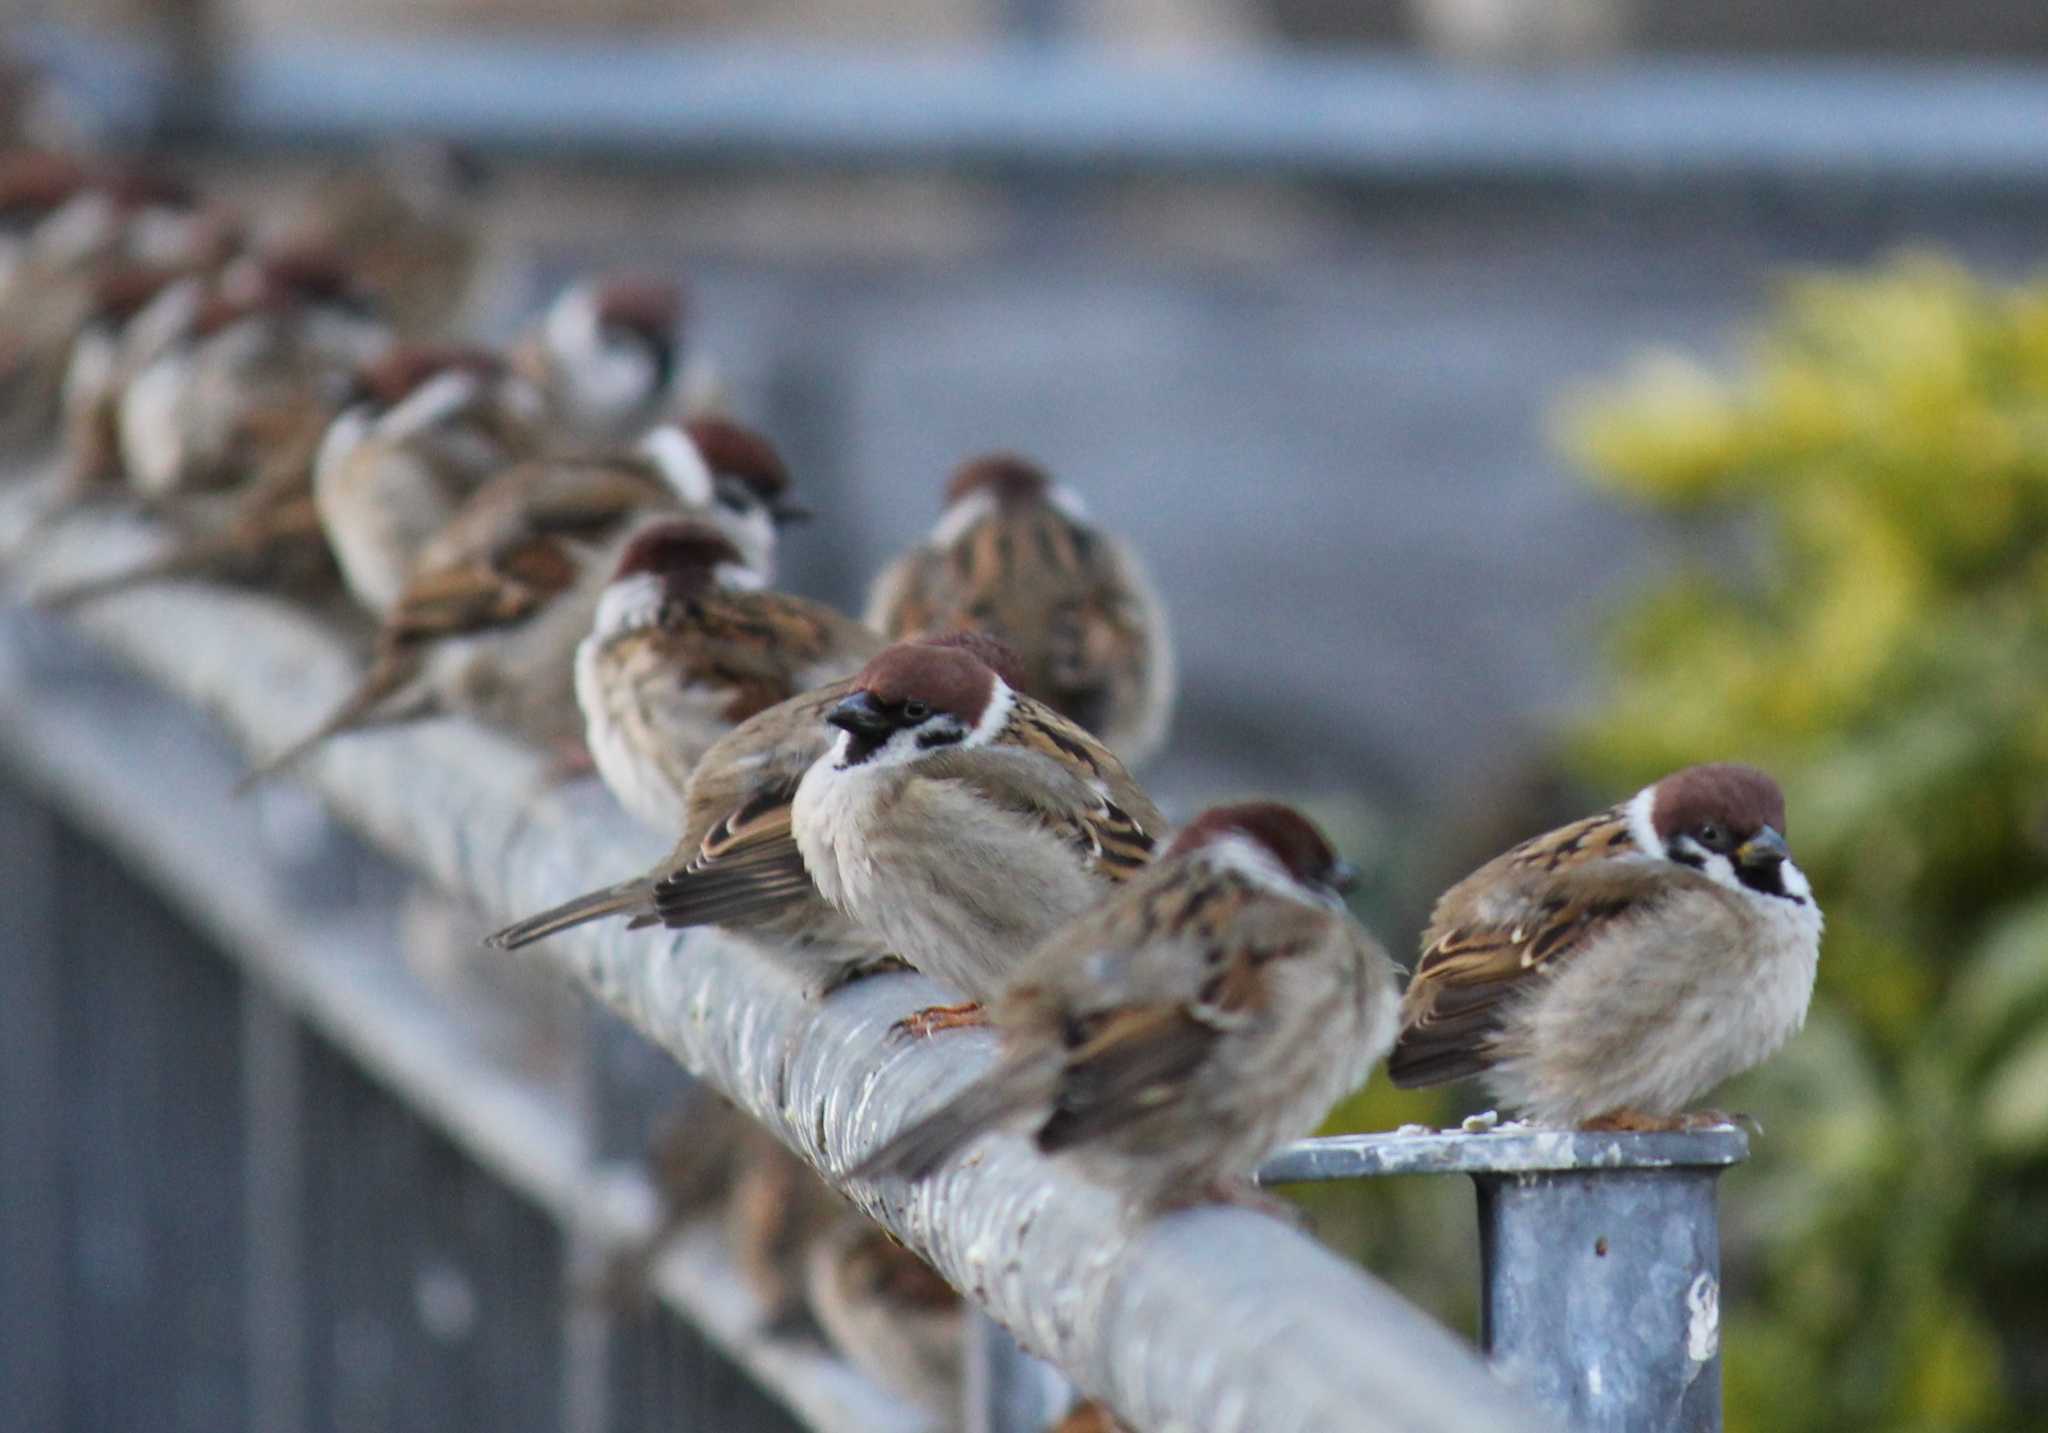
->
889, 1001, 988, 1042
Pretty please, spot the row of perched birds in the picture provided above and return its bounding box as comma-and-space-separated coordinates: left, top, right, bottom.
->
2, 118, 1824, 1428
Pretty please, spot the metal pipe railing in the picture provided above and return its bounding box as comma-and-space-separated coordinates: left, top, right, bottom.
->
1, 487, 1546, 1432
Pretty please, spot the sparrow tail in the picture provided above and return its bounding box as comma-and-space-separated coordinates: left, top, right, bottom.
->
234, 658, 426, 794
484, 877, 655, 951
846, 1055, 1057, 1185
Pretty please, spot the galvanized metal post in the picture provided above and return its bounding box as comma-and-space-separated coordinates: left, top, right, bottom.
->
965, 1311, 1073, 1433
1260, 1126, 1749, 1433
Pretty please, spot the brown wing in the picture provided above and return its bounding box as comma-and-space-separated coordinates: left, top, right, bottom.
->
389, 460, 672, 644
651, 783, 814, 929
1388, 810, 1672, 1089
923, 699, 1163, 884
650, 591, 881, 726
1026, 867, 1312, 1152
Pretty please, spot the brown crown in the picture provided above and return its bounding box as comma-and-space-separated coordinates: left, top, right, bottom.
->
912, 630, 1029, 692
853, 641, 998, 723
355, 344, 504, 407
0, 149, 89, 217
944, 452, 1052, 508
1650, 763, 1787, 844
1165, 802, 1343, 888
90, 264, 185, 322
685, 418, 790, 501
594, 276, 685, 342
611, 518, 744, 592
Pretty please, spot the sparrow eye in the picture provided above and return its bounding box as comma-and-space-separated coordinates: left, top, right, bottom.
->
902, 700, 930, 721
1695, 821, 1726, 849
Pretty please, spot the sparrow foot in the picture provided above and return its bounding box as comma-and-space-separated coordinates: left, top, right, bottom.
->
890, 1001, 988, 1041
1580, 1108, 1749, 1134
810, 954, 913, 999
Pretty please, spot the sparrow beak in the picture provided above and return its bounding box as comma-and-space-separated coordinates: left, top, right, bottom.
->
771, 500, 812, 526
1736, 827, 1790, 870
826, 690, 896, 739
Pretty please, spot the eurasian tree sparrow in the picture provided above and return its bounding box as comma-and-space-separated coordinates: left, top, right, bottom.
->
867, 453, 1175, 766
575, 516, 883, 833
248, 419, 798, 782
514, 274, 722, 442
118, 247, 387, 502
804, 1216, 962, 1420
852, 803, 1399, 1210
1388, 762, 1823, 1128
790, 638, 1165, 1029
485, 634, 1025, 988
312, 344, 545, 616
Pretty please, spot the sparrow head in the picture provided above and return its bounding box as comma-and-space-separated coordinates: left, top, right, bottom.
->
0, 149, 89, 232
542, 273, 685, 430
349, 343, 498, 406
595, 275, 685, 386
826, 641, 1011, 768
595, 518, 757, 637
637, 415, 805, 582
935, 451, 1089, 543
1635, 762, 1810, 905
1166, 802, 1359, 904
911, 630, 1030, 692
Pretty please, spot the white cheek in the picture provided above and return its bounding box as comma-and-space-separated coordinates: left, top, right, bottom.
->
1781, 858, 1816, 908
637, 426, 714, 507
1696, 851, 1741, 893
930, 490, 997, 547
592, 571, 664, 637
713, 506, 777, 582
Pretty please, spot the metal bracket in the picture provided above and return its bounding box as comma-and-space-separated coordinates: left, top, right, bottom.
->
1261, 1125, 1748, 1433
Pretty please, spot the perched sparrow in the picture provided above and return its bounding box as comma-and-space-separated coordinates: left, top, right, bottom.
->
1388, 762, 1822, 1128
39, 386, 347, 612
119, 247, 387, 502
724, 1126, 850, 1328
790, 638, 1165, 1028
852, 803, 1398, 1210
0, 165, 216, 452
270, 142, 485, 337
248, 420, 796, 781
804, 1216, 962, 1419
485, 633, 1024, 986
575, 516, 884, 833
312, 344, 545, 616
55, 256, 239, 501
514, 274, 721, 443
867, 453, 1175, 765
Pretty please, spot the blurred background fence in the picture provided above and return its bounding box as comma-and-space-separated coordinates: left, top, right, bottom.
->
8, 1, 2048, 1428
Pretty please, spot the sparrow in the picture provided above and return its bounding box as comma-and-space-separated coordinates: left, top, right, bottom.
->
866, 453, 1175, 766
38, 384, 348, 612
574, 515, 884, 833
484, 633, 1025, 987
268, 141, 485, 337
1051, 1403, 1132, 1433
513, 274, 722, 443
53, 251, 242, 502
118, 247, 388, 502
804, 1216, 962, 1419
724, 1126, 851, 1329
312, 344, 546, 616
0, 164, 219, 453
247, 418, 797, 782
851, 803, 1396, 1208
789, 638, 1166, 1030
1387, 762, 1823, 1129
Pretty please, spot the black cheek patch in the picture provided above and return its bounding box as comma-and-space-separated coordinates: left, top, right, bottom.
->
841, 728, 892, 765
915, 726, 964, 751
